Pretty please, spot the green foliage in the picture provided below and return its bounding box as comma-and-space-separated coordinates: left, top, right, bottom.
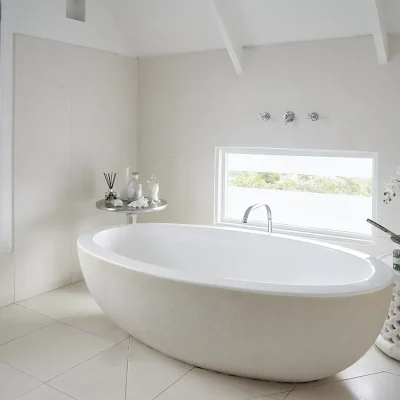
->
261, 172, 280, 184
229, 171, 372, 197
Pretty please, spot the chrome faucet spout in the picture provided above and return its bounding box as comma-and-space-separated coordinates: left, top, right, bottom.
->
242, 203, 273, 233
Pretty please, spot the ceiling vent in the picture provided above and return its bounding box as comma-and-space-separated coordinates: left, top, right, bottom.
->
66, 0, 85, 22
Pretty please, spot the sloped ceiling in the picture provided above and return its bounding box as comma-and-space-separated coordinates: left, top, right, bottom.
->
107, 0, 400, 57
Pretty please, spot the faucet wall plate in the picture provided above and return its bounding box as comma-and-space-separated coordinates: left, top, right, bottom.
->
259, 112, 271, 121
283, 111, 295, 125
307, 112, 319, 121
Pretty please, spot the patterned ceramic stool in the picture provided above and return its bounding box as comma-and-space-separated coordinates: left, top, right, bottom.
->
375, 252, 400, 361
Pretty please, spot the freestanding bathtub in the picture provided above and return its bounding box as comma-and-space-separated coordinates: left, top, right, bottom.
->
77, 224, 393, 382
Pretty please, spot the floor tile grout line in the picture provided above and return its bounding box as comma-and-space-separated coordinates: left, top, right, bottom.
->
13, 303, 125, 346
245, 387, 296, 400
0, 318, 57, 348
292, 370, 393, 392
244, 368, 400, 400
15, 302, 60, 321
15, 288, 103, 323
1, 319, 116, 385
56, 318, 128, 344
45, 340, 117, 385
2, 306, 117, 349
382, 370, 400, 377
14, 281, 85, 305
124, 336, 131, 400
0, 357, 45, 384
53, 301, 101, 322
15, 383, 79, 400
7, 382, 43, 400
45, 383, 80, 400
151, 366, 195, 400
58, 304, 99, 319
0, 304, 131, 388
284, 384, 297, 399
0, 324, 115, 388
14, 303, 58, 321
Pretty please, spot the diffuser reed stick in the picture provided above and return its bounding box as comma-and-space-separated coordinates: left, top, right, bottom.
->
104, 172, 117, 204
103, 172, 117, 190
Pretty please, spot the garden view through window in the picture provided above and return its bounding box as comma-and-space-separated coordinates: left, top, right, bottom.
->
216, 149, 376, 242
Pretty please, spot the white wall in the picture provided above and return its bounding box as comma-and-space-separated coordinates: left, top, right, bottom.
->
0, 35, 137, 304
0, 0, 133, 253
138, 35, 400, 256
1, 0, 133, 56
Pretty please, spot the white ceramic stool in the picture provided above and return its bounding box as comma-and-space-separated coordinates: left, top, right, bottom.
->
375, 253, 400, 361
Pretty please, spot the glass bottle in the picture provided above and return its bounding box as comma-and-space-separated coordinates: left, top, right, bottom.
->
132, 172, 143, 200
119, 167, 131, 201
147, 174, 160, 202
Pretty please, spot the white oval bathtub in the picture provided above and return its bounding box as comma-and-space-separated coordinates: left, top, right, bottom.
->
77, 224, 393, 382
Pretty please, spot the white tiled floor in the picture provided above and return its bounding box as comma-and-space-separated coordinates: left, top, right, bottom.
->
1, 282, 400, 400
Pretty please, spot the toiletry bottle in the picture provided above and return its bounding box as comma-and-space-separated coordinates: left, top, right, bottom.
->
120, 167, 131, 201
148, 174, 160, 202
132, 172, 143, 200
127, 179, 135, 202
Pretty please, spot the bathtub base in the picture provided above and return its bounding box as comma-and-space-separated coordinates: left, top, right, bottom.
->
79, 250, 392, 382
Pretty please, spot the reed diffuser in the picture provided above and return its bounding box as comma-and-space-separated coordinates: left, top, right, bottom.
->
104, 172, 117, 205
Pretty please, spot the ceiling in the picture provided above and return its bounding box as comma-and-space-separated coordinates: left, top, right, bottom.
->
106, 0, 400, 57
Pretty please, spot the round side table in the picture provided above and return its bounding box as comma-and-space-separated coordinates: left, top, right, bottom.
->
96, 199, 168, 224
375, 253, 400, 361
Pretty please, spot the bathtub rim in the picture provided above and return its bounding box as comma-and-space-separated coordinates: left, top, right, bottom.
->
77, 223, 393, 298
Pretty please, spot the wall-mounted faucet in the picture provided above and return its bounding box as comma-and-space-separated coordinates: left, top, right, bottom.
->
283, 111, 295, 125
242, 204, 273, 233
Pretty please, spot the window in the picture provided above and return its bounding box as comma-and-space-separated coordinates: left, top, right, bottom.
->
215, 148, 377, 244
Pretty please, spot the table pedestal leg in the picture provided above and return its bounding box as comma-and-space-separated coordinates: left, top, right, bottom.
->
126, 214, 137, 224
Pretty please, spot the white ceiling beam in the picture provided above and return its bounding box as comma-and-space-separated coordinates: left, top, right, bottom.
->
371, 0, 389, 65
208, 0, 243, 75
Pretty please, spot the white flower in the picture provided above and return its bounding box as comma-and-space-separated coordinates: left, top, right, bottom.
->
384, 167, 400, 203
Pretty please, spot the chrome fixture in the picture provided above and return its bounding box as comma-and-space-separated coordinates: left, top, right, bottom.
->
242, 204, 273, 233
307, 112, 319, 122
259, 112, 271, 121
283, 111, 295, 125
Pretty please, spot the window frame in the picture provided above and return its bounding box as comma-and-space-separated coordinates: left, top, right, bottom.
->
214, 147, 378, 245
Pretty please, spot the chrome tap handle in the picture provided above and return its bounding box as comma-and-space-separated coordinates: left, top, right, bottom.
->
259, 112, 271, 122
283, 111, 295, 125
307, 112, 319, 121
